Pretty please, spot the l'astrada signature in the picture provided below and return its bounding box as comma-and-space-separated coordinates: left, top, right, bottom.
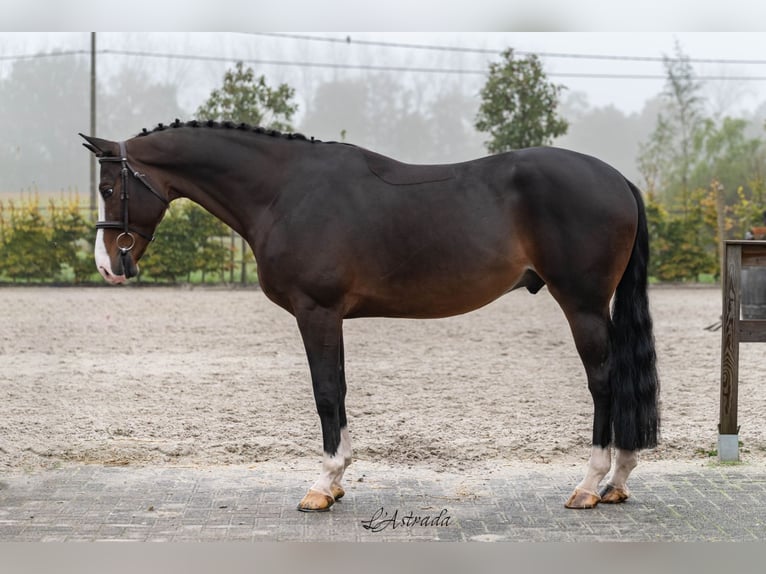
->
361, 507, 452, 532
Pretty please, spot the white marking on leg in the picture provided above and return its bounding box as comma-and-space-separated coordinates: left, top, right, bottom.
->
576, 446, 611, 495
310, 428, 352, 498
310, 450, 346, 498
340, 427, 352, 467
606, 448, 638, 490
332, 427, 353, 491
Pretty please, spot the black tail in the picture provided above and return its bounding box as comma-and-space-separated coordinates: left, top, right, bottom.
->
609, 180, 660, 450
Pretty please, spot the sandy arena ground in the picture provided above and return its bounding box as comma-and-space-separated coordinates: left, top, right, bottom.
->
1, 285, 765, 476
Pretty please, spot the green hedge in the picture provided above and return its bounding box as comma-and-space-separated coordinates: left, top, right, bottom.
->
2, 186, 764, 285
0, 196, 253, 284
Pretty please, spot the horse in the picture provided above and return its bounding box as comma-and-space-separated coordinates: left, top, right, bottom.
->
80, 120, 659, 512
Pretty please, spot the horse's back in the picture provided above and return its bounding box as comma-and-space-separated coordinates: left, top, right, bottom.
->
358, 147, 456, 186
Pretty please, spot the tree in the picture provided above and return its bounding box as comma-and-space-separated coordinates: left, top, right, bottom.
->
663, 43, 705, 210
644, 190, 717, 282
0, 54, 89, 193
195, 61, 297, 131
692, 117, 764, 205
194, 62, 298, 284
140, 203, 195, 282
0, 55, 187, 195
637, 113, 675, 196
637, 42, 705, 212
99, 65, 186, 139
300, 78, 371, 144
475, 48, 568, 153
140, 200, 236, 283
184, 201, 232, 282
557, 95, 658, 185
300, 75, 436, 162
301, 75, 484, 164
427, 86, 485, 163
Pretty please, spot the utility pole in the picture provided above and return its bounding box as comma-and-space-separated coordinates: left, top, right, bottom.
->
89, 32, 97, 219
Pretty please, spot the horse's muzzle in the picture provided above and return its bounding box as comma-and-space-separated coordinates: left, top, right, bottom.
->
98, 265, 127, 285
119, 249, 139, 279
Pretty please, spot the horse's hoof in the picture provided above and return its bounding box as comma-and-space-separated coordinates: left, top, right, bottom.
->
297, 489, 334, 512
331, 484, 345, 501
599, 483, 630, 504
565, 488, 601, 509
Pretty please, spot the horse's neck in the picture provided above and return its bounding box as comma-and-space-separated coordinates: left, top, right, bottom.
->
159, 136, 283, 239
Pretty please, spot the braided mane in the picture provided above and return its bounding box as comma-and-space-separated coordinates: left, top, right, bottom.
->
136, 119, 320, 143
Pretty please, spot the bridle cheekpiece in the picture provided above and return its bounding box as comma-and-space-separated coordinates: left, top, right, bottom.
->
95, 140, 170, 257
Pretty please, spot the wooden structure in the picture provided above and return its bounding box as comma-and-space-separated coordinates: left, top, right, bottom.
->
719, 240, 766, 461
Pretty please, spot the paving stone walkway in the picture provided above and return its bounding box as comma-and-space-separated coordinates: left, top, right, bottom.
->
1, 460, 764, 542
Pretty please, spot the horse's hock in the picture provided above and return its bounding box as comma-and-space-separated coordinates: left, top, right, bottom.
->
719, 240, 766, 461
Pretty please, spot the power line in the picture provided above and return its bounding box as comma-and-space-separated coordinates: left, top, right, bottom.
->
5, 47, 766, 82
99, 48, 487, 74
95, 49, 766, 81
0, 49, 88, 61
245, 32, 498, 55
5, 35, 766, 70
245, 32, 766, 66
551, 72, 766, 81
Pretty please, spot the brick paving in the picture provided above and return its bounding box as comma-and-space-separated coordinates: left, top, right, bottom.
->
1, 460, 765, 542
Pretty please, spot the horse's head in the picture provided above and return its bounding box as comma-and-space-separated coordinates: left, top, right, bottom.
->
80, 134, 170, 284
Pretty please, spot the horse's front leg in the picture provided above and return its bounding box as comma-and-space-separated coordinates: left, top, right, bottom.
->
330, 331, 353, 501
294, 302, 352, 512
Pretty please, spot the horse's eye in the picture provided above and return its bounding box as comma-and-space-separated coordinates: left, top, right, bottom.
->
100, 187, 114, 199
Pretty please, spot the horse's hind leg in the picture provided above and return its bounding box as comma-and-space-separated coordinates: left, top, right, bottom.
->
556, 305, 614, 509
599, 448, 637, 503
294, 302, 351, 512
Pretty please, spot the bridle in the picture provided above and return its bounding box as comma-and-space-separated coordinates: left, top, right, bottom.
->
96, 140, 170, 263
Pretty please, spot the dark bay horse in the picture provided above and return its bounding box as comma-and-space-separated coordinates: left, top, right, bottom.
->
80, 121, 659, 511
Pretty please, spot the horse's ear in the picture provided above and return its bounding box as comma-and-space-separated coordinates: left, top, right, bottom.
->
79, 133, 117, 157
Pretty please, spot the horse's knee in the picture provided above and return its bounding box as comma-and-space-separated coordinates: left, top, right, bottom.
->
314, 400, 335, 418
313, 390, 341, 417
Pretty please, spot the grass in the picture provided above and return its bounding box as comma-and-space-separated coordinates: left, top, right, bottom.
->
696, 440, 750, 464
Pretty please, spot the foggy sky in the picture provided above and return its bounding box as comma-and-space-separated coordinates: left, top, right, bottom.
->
2, 31, 766, 194
4, 32, 766, 117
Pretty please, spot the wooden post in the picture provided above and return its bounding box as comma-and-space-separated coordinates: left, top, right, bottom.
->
719, 242, 741, 461
719, 240, 766, 461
